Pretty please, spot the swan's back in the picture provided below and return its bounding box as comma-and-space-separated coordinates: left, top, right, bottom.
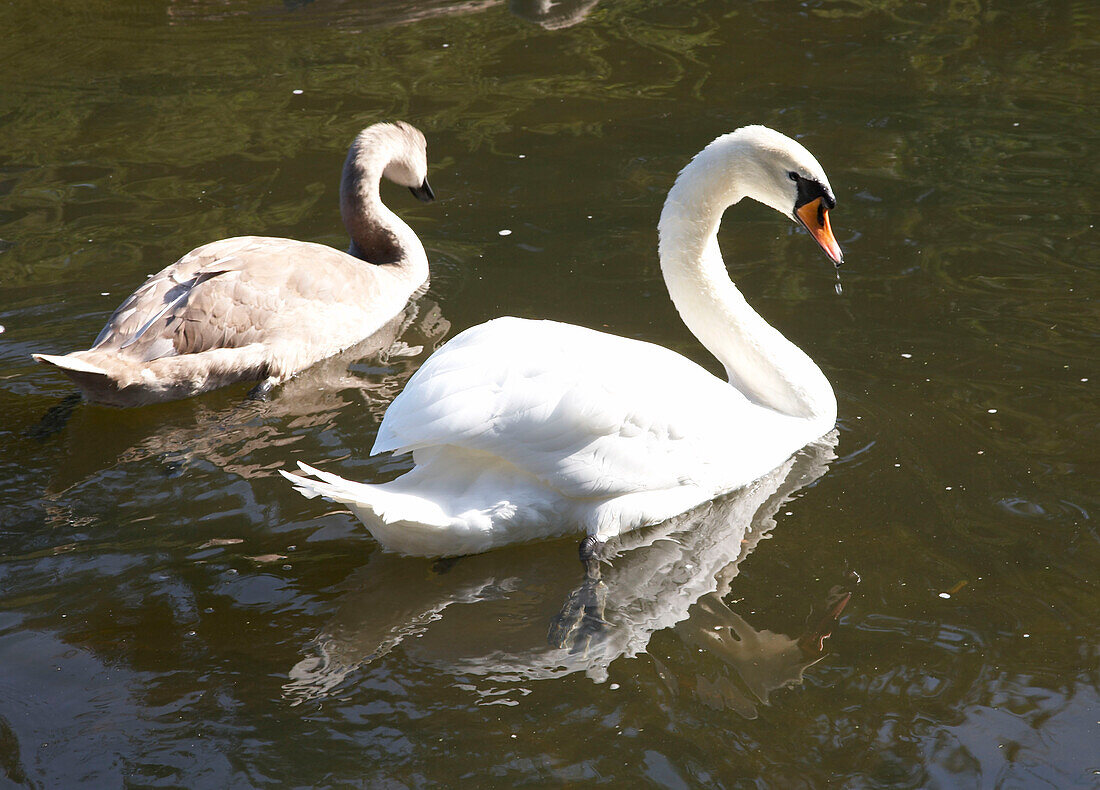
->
374, 317, 810, 500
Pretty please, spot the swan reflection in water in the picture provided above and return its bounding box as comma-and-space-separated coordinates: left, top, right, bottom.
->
32, 297, 450, 491
285, 432, 856, 711
661, 547, 854, 719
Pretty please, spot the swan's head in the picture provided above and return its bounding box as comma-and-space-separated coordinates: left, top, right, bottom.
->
352, 121, 435, 202
722, 126, 843, 266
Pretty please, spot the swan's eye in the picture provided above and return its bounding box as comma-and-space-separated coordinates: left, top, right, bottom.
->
788, 171, 799, 182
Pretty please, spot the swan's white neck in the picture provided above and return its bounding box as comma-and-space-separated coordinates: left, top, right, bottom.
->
340, 142, 429, 286
657, 137, 836, 424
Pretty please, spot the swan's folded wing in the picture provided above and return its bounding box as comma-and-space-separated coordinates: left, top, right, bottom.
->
92, 237, 388, 362
372, 317, 778, 499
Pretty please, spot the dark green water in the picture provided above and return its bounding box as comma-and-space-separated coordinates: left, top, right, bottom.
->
1, 0, 1097, 786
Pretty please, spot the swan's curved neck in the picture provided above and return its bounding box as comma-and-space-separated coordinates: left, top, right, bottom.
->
340, 146, 429, 284
657, 142, 835, 423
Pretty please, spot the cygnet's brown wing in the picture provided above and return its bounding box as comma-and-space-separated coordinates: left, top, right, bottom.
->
92, 236, 378, 363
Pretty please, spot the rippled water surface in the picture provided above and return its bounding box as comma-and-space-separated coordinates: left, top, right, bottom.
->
1, 0, 1097, 786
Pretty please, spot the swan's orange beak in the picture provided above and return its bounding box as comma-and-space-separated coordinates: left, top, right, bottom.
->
796, 198, 843, 266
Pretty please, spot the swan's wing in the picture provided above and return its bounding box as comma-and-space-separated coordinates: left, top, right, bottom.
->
92, 237, 392, 362
374, 317, 791, 498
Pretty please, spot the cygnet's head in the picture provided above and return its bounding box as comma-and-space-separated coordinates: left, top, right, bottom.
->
729, 125, 842, 265
349, 121, 435, 203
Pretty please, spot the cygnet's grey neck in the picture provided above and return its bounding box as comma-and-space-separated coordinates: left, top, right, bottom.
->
657, 133, 835, 424
340, 136, 428, 284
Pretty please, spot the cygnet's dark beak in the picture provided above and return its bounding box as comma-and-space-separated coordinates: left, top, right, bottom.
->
409, 179, 435, 203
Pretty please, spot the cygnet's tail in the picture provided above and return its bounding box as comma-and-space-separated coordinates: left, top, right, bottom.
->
32, 353, 116, 397
34, 343, 276, 406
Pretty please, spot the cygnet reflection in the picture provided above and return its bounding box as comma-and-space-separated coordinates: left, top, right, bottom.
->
285, 432, 847, 703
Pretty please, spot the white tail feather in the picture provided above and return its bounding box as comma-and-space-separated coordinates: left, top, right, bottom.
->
279, 453, 577, 556
279, 465, 353, 503
281, 463, 439, 526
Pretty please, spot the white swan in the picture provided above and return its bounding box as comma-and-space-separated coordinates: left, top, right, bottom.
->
32, 121, 434, 406
283, 125, 844, 558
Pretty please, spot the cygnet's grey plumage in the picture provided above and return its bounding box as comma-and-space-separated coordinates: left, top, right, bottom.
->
33, 121, 435, 407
